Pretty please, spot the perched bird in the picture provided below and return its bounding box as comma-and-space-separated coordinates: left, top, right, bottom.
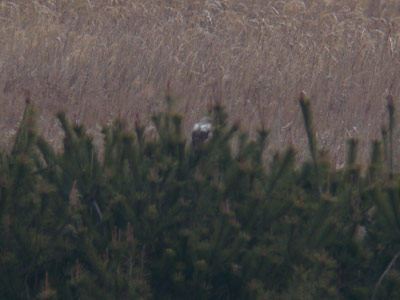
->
192, 117, 212, 148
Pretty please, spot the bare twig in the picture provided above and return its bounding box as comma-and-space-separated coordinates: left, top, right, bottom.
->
371, 249, 400, 300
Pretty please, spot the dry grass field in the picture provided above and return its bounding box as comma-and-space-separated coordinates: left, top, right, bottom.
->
1, 0, 400, 166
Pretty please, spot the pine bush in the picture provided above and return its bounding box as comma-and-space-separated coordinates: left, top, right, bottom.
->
1, 94, 400, 299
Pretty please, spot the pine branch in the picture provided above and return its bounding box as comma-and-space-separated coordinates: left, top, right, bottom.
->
299, 91, 321, 197
386, 94, 394, 177
346, 139, 358, 167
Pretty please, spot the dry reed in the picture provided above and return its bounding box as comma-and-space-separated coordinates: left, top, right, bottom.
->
1, 0, 400, 165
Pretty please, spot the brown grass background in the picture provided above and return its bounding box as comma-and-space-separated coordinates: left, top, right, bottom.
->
1, 0, 400, 166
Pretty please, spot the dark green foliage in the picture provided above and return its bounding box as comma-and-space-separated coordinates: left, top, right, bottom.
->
1, 96, 400, 300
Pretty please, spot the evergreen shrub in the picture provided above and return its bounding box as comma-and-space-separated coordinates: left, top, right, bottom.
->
1, 94, 400, 299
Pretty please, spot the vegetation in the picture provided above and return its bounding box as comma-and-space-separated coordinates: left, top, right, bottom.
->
1, 92, 400, 299
2, 0, 400, 164
2, 1, 400, 297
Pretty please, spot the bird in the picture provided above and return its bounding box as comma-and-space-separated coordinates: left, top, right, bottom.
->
191, 117, 212, 148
